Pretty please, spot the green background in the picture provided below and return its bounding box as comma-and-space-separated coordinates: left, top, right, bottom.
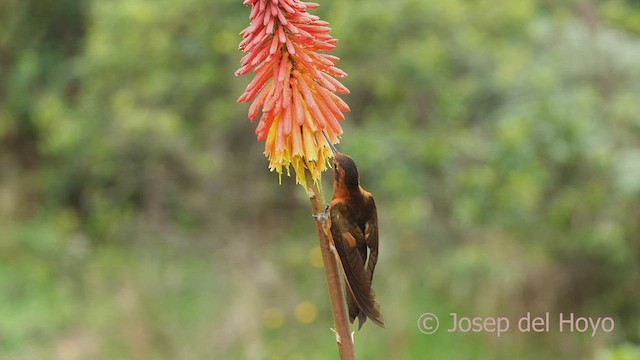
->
1, 0, 640, 359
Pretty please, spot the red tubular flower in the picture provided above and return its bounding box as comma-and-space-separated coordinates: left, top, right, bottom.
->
237, 0, 350, 184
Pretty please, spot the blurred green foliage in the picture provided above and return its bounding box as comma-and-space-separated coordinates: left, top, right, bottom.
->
1, 0, 640, 359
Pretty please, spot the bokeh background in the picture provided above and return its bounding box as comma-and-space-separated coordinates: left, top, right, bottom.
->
2, 0, 640, 359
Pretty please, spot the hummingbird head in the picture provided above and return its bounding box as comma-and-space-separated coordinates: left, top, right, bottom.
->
332, 152, 360, 192
321, 131, 360, 191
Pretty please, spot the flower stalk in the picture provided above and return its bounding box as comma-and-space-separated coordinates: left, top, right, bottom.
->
305, 171, 355, 359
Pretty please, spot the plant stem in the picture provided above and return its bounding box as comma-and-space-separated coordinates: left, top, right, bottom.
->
305, 173, 355, 360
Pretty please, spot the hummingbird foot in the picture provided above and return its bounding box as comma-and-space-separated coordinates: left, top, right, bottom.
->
313, 205, 329, 223
330, 328, 341, 343
312, 212, 327, 223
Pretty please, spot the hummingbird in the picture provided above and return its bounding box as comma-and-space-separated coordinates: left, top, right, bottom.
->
321, 132, 384, 329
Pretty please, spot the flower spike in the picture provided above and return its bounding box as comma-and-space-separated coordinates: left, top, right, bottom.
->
237, 0, 348, 184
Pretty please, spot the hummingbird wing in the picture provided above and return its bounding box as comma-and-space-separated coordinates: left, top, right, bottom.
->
329, 200, 384, 328
362, 193, 379, 284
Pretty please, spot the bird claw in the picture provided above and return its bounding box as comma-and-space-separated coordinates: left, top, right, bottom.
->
313, 212, 327, 223
312, 205, 330, 223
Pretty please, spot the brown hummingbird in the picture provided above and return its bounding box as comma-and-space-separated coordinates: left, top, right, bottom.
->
322, 132, 384, 329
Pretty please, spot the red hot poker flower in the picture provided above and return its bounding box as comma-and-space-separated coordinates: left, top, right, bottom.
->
237, 0, 350, 184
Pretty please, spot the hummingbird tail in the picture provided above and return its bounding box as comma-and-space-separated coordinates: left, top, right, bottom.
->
346, 287, 366, 330
344, 277, 385, 329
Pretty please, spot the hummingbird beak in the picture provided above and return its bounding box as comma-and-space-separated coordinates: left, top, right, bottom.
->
322, 131, 338, 154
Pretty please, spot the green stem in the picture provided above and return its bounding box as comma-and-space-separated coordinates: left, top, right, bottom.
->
305, 172, 355, 360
